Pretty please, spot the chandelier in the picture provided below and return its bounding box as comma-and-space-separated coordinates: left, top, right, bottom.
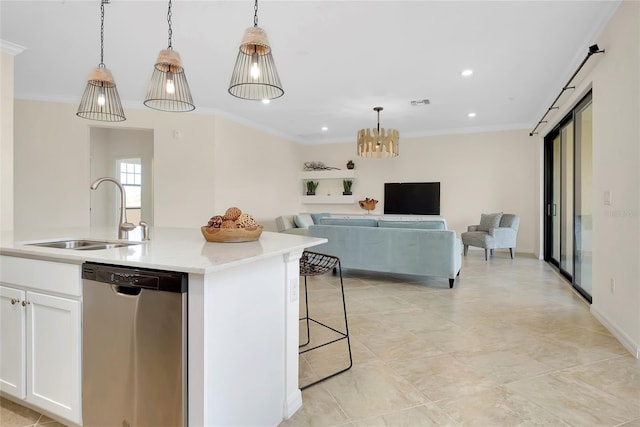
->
357, 107, 399, 158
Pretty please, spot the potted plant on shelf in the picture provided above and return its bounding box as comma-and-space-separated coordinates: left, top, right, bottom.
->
306, 181, 319, 195
343, 179, 353, 195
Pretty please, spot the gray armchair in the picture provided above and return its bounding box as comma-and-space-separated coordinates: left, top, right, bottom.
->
461, 213, 520, 260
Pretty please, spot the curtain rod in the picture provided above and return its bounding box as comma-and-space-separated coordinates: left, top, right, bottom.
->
529, 44, 605, 136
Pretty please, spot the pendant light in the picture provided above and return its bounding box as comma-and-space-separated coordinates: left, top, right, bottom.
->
228, 0, 284, 101
357, 107, 400, 158
77, 0, 125, 122
144, 0, 195, 112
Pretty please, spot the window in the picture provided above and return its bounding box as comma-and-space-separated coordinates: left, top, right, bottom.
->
118, 159, 142, 224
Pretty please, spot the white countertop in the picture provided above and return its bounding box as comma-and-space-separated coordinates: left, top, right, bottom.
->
0, 226, 326, 274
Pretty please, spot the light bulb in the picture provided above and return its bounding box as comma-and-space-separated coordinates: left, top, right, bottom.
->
250, 53, 260, 80
166, 71, 175, 94
97, 87, 106, 106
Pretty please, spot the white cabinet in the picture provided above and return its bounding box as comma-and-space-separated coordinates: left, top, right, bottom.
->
0, 256, 82, 426
300, 170, 357, 204
27, 291, 81, 423
0, 286, 26, 398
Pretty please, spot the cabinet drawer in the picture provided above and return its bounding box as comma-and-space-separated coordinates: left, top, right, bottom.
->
0, 256, 81, 297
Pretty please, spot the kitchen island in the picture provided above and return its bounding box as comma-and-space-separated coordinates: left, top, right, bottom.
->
0, 227, 326, 426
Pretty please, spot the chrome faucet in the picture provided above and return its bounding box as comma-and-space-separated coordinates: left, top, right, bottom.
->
90, 177, 137, 239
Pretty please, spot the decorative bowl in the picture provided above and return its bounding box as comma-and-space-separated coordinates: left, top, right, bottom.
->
200, 225, 263, 243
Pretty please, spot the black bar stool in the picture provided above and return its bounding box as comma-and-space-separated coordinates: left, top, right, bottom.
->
298, 250, 352, 390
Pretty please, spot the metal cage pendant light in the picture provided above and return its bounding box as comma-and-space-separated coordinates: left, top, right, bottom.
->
357, 107, 400, 158
228, 0, 284, 101
77, 0, 125, 122
144, 0, 195, 112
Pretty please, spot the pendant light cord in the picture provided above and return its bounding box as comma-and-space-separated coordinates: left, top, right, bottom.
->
167, 0, 173, 49
99, 1, 105, 66
253, 0, 259, 27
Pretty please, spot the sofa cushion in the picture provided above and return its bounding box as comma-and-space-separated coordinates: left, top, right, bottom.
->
478, 213, 503, 232
275, 215, 296, 232
319, 218, 378, 227
377, 220, 445, 230
294, 214, 314, 229
310, 212, 331, 224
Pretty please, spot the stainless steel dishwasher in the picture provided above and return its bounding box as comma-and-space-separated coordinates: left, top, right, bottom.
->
82, 262, 188, 427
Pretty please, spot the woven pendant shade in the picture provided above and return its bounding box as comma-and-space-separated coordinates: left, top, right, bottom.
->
228, 26, 284, 100
144, 49, 195, 112
357, 107, 399, 158
77, 65, 126, 122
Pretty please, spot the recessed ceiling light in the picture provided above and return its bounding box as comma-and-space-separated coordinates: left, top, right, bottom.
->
461, 69, 473, 77
468, 112, 476, 118
261, 99, 271, 104
321, 126, 328, 131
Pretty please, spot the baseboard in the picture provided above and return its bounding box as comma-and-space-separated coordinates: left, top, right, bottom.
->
283, 389, 302, 420
591, 306, 640, 359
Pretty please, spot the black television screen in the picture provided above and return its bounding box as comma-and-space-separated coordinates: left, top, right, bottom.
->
384, 182, 440, 215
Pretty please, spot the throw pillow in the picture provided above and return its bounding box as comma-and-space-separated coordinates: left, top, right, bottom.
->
478, 212, 503, 232
310, 212, 331, 224
293, 214, 313, 229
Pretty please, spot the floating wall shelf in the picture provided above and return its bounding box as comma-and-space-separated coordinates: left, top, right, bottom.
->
300, 170, 357, 204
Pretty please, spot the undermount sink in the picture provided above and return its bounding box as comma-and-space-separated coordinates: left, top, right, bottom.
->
27, 239, 141, 251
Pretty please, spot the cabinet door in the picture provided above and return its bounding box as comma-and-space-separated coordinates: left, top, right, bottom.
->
26, 291, 81, 425
0, 285, 26, 398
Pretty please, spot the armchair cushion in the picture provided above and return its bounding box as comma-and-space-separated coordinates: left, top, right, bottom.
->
478, 212, 503, 232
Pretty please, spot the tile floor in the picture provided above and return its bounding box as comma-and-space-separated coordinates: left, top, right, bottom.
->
284, 251, 640, 427
0, 398, 64, 427
2, 251, 638, 427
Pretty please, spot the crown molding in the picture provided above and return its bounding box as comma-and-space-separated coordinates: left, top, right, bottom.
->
1, 40, 26, 56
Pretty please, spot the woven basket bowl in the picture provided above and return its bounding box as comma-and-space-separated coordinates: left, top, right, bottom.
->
200, 225, 263, 243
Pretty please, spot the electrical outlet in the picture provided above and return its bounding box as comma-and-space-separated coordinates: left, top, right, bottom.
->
290, 278, 299, 302
610, 278, 615, 294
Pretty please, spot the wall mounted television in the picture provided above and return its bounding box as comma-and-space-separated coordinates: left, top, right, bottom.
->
384, 182, 440, 215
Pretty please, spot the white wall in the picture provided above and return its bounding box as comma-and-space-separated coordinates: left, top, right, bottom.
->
299, 129, 539, 254
211, 116, 302, 228
539, 0, 639, 357
13, 100, 302, 232
1, 50, 15, 232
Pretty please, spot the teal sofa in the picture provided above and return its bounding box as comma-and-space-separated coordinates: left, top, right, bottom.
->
308, 219, 462, 288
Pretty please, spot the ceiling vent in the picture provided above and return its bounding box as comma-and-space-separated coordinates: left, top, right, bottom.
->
410, 99, 430, 106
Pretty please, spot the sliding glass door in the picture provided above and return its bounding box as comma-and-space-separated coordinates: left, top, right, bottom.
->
544, 92, 592, 301
574, 101, 593, 296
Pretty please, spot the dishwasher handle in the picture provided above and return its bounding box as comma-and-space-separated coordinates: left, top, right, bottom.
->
113, 285, 142, 296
